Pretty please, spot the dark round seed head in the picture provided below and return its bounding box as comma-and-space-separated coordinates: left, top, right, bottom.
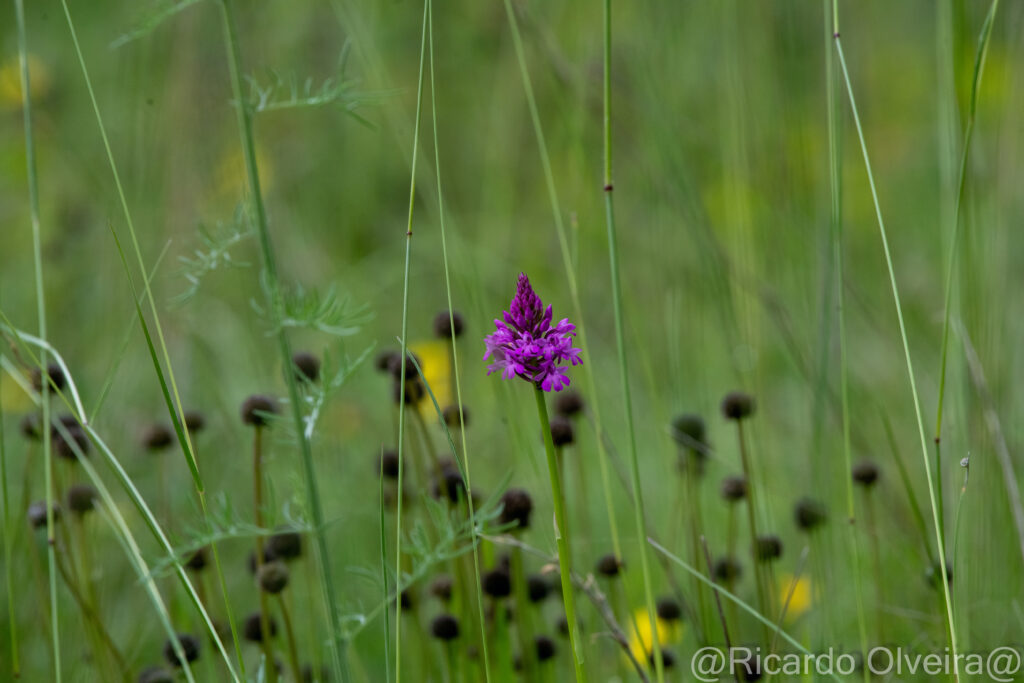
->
374, 349, 399, 373
183, 410, 206, 433
481, 568, 512, 599
442, 404, 470, 429
732, 645, 763, 681
185, 547, 208, 572
241, 395, 279, 427
387, 352, 422, 380
31, 363, 66, 393
67, 484, 98, 515
301, 664, 331, 683
527, 573, 550, 603
721, 475, 748, 502
430, 613, 460, 641
554, 391, 585, 418
433, 464, 467, 503
392, 377, 425, 405
20, 413, 42, 441
754, 535, 783, 562
378, 449, 400, 479
430, 574, 454, 602
794, 498, 827, 531
721, 391, 756, 420
163, 633, 200, 667
925, 560, 953, 590
137, 666, 175, 683
243, 612, 277, 643
852, 459, 880, 487
656, 597, 682, 622
257, 561, 290, 594
54, 420, 89, 460
498, 488, 533, 530
671, 413, 707, 449
28, 500, 61, 529
291, 351, 321, 383
399, 588, 414, 612
595, 553, 623, 578
713, 556, 742, 584
267, 530, 302, 561
650, 649, 676, 670
433, 310, 465, 339
535, 635, 557, 662
142, 424, 174, 451
548, 416, 575, 448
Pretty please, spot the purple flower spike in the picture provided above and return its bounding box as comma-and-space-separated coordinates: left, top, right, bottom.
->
484, 273, 582, 392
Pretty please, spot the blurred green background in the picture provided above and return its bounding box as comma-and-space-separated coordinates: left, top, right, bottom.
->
2, 0, 1023, 680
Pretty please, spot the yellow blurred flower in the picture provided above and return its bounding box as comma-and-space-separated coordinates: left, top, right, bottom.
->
0, 372, 32, 413
626, 607, 683, 667
408, 340, 452, 408
777, 573, 813, 622
213, 144, 275, 203
0, 54, 52, 110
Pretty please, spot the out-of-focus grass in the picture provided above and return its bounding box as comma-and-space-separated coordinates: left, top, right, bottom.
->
1, 0, 1023, 679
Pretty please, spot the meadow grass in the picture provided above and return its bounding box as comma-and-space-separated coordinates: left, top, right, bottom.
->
1, 1, 1022, 681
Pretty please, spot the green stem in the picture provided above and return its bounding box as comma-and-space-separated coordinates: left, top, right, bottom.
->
735, 420, 767, 642
509, 546, 536, 681
393, 2, 431, 681
600, 0, 662, 675
216, 2, 348, 679
826, 3, 870, 681
500, 0, 623, 565
252, 427, 277, 683
278, 595, 302, 683
0, 332, 18, 677
13, 0, 58, 677
533, 387, 585, 683
832, 12, 959, 674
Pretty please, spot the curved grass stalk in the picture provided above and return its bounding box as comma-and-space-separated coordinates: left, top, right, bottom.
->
215, 1, 350, 679
832, 19, 959, 675
600, 0, 662, 677
57, 1, 248, 675
425, 1, 492, 678
13, 0, 59, 677
649, 538, 845, 683
825, 2, 869, 679
393, 1, 431, 680
0, 353, 200, 682
0, 330, 239, 682
500, 0, 623, 566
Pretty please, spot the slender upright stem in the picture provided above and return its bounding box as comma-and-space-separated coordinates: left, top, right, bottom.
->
825, 4, 870, 681
509, 546, 536, 680
14, 0, 58, 678
501, 0, 623, 565
393, 2, 431, 681
600, 0, 662, 676
278, 594, 302, 683
217, 2, 347, 679
252, 427, 277, 683
0, 329, 18, 677
832, 5, 958, 674
533, 387, 585, 683
734, 421, 767, 632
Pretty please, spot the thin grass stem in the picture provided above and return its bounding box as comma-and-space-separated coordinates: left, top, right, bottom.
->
832, 14, 959, 675
216, 1, 348, 678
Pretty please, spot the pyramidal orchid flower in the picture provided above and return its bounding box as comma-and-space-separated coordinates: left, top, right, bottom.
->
483, 273, 582, 392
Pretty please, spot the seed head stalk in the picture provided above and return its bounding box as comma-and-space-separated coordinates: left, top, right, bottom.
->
533, 387, 585, 682
601, 0, 663, 677
217, 1, 348, 679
